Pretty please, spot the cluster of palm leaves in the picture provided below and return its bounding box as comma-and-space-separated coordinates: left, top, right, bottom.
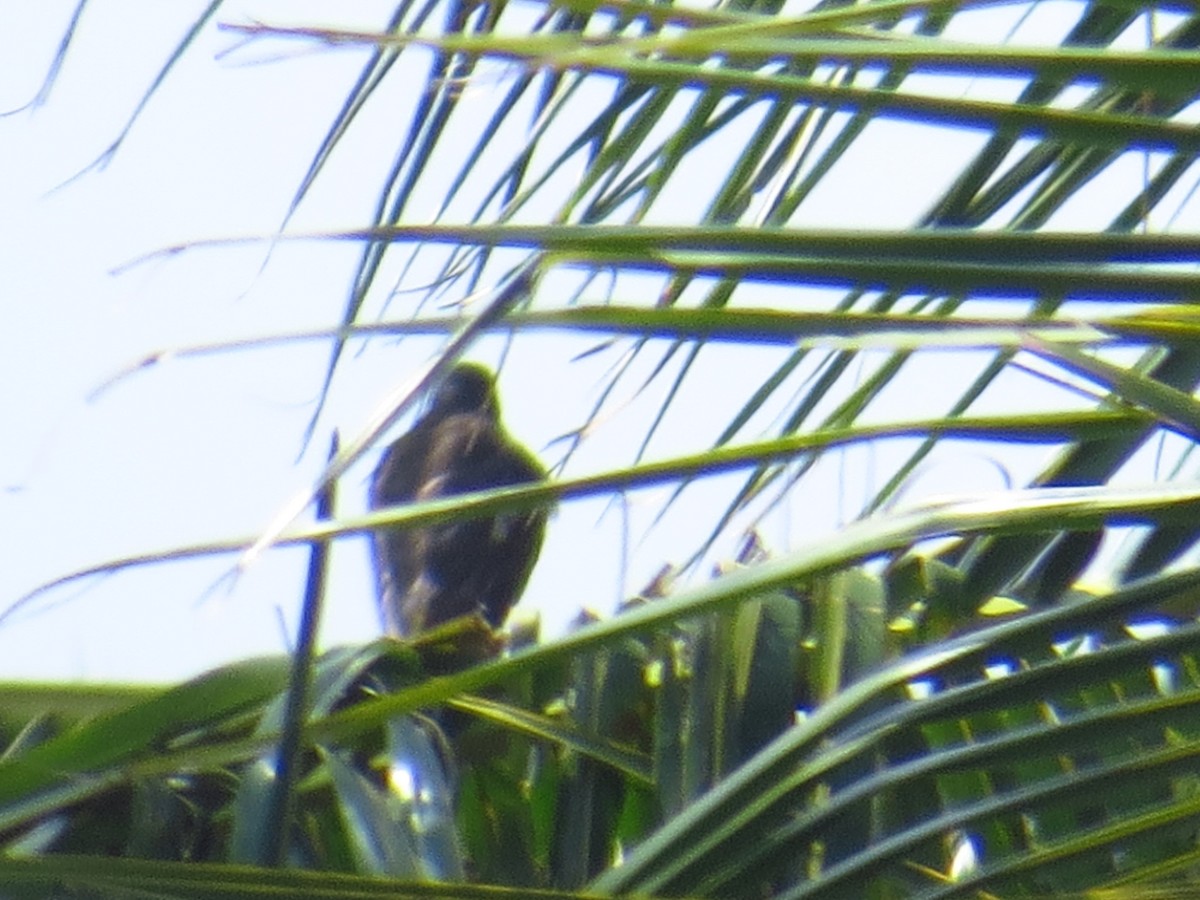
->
7, 0, 1200, 897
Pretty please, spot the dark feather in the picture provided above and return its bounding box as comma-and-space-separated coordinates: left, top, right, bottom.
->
370, 363, 548, 637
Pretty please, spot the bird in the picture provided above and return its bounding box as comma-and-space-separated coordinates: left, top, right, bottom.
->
369, 362, 548, 638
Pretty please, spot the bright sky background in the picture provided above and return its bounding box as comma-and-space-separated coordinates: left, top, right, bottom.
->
0, 2, 1176, 682
1, 1, 781, 681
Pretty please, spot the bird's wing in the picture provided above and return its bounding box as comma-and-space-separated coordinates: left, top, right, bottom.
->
369, 429, 433, 635
370, 411, 548, 635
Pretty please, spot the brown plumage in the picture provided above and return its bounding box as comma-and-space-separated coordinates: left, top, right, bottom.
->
369, 363, 548, 637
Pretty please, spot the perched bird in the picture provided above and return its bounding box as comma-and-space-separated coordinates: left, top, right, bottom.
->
369, 363, 548, 638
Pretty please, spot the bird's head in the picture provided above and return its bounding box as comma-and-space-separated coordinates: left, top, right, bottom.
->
427, 362, 499, 420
